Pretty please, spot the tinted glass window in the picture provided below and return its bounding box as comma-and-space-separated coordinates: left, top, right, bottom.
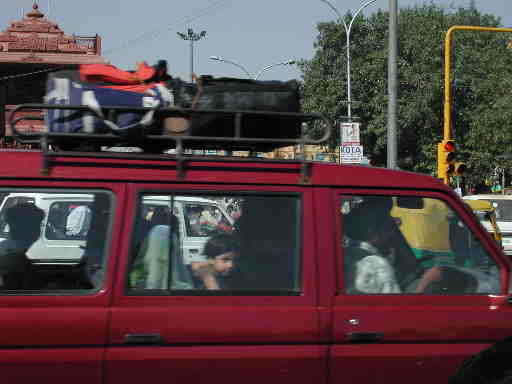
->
341, 195, 500, 295
473, 211, 490, 223
487, 200, 512, 222
0, 196, 35, 238
127, 194, 301, 294
0, 190, 113, 293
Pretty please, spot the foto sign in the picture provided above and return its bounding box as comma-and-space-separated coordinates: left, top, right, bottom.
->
340, 122, 360, 145
340, 144, 363, 164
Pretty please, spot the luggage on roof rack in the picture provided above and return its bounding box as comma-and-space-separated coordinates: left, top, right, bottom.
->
8, 69, 332, 153
43, 63, 173, 149
167, 75, 302, 140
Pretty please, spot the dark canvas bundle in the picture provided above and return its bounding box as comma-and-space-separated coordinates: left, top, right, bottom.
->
169, 76, 302, 141
42, 65, 303, 152
44, 62, 173, 137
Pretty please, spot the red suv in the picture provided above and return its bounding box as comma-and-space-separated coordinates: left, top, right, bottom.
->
1, 106, 511, 384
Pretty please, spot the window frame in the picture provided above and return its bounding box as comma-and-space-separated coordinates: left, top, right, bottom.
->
125, 188, 304, 297
0, 187, 116, 296
335, 188, 510, 296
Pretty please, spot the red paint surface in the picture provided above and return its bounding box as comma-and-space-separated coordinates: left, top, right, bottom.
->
0, 149, 508, 384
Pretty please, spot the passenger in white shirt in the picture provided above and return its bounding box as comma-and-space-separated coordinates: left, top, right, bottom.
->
66, 205, 92, 237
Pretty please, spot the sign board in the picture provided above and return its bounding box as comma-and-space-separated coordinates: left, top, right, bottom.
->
340, 144, 363, 164
340, 122, 360, 145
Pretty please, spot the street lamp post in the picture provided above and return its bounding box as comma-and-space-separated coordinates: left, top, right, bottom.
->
210, 56, 296, 80
254, 60, 296, 80
209, 56, 252, 78
320, 0, 378, 165
177, 28, 207, 82
319, 0, 378, 121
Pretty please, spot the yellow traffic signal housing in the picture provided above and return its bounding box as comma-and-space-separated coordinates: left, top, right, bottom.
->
437, 140, 466, 183
437, 140, 455, 183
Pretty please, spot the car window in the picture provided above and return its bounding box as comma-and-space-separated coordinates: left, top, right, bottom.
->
0, 190, 113, 293
340, 195, 501, 295
488, 200, 512, 222
127, 193, 301, 294
184, 203, 233, 237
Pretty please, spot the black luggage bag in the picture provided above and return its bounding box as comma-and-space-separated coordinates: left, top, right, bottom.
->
168, 76, 302, 145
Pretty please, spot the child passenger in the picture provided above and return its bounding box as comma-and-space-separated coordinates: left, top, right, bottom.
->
192, 233, 239, 290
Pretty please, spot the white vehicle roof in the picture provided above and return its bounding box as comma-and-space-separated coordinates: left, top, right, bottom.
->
463, 194, 512, 201
143, 195, 221, 204
2, 192, 94, 201
3, 193, 219, 204
464, 194, 512, 225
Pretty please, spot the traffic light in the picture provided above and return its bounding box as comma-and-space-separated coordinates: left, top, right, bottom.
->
437, 140, 455, 182
453, 160, 467, 177
437, 140, 466, 184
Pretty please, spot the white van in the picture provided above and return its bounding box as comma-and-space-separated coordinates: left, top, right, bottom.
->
0, 193, 234, 263
463, 194, 512, 256
0, 192, 94, 262
141, 195, 235, 264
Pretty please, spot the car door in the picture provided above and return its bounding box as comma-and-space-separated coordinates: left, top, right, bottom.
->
106, 183, 326, 384
0, 182, 123, 384
316, 188, 512, 384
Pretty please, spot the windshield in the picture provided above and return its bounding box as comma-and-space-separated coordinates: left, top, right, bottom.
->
485, 200, 512, 222
473, 210, 490, 223
340, 195, 501, 295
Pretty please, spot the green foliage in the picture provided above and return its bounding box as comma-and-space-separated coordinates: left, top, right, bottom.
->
299, 3, 512, 181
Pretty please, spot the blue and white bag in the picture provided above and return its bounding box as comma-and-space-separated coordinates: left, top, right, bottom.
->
44, 77, 173, 136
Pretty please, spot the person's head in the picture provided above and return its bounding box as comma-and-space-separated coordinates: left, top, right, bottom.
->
6, 203, 45, 245
203, 233, 240, 276
151, 207, 171, 226
344, 197, 394, 245
365, 215, 396, 248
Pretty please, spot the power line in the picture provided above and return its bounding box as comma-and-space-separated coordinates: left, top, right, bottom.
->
0, 67, 60, 82
104, 0, 231, 56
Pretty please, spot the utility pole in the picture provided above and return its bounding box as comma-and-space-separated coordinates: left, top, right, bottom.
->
387, 0, 398, 169
177, 28, 206, 82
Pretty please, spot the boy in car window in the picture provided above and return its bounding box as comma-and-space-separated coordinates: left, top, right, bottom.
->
192, 233, 240, 290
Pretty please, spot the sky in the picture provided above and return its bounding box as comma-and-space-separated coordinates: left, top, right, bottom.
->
1, 1, 512, 82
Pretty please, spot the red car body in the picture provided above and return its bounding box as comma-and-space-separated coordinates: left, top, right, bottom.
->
0, 149, 509, 384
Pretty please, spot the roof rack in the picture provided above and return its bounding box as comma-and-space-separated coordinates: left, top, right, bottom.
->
8, 103, 334, 183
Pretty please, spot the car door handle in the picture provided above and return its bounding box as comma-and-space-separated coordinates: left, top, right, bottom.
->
347, 332, 384, 343
124, 333, 165, 345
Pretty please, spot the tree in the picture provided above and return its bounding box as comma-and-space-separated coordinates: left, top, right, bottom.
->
299, 3, 512, 181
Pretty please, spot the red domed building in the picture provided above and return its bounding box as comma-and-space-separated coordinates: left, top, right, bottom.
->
0, 3, 107, 142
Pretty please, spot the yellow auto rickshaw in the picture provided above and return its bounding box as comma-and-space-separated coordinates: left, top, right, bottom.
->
390, 196, 502, 269
463, 199, 502, 246
390, 197, 455, 267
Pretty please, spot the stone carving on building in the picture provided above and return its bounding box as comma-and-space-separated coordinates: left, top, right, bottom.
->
0, 2, 107, 141
0, 3, 98, 55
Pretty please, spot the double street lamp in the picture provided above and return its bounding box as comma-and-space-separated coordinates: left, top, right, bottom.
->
177, 28, 207, 82
319, 0, 378, 121
209, 56, 296, 80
